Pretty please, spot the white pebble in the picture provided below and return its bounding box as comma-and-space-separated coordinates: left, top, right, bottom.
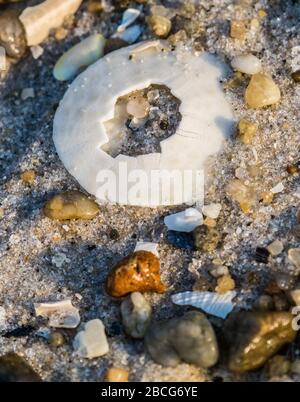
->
34, 300, 80, 328
270, 182, 284, 194
30, 45, 44, 59
202, 203, 222, 219
134, 241, 159, 256
21, 88, 35, 100
164, 208, 203, 233
231, 54, 262, 75
267, 239, 284, 256
73, 319, 109, 359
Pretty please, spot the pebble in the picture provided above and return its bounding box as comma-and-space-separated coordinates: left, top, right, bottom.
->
34, 300, 80, 329
20, 169, 36, 184
164, 208, 203, 233
126, 96, 150, 119
287, 287, 300, 306
106, 367, 129, 382
271, 182, 284, 194
203, 217, 217, 227
121, 292, 152, 339
264, 355, 291, 379
145, 311, 219, 368
202, 203, 222, 219
237, 118, 258, 145
54, 34, 106, 81
291, 70, 300, 83
231, 54, 262, 75
0, 10, 27, 60
230, 20, 247, 40
21, 87, 35, 101
288, 248, 300, 268
0, 353, 41, 382
117, 8, 141, 33
106, 251, 166, 297
114, 24, 142, 44
215, 275, 235, 294
267, 240, 284, 256
209, 264, 229, 278
194, 226, 221, 252
226, 179, 256, 213
148, 15, 172, 38
73, 319, 109, 359
30, 45, 44, 59
255, 247, 270, 263
223, 312, 296, 372
43, 190, 99, 220
245, 73, 281, 109
49, 331, 65, 347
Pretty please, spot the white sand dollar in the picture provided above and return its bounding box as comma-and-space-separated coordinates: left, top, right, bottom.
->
53, 41, 234, 207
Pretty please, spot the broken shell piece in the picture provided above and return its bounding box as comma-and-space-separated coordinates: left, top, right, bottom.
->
164, 208, 203, 233
202, 203, 222, 219
117, 8, 141, 33
34, 300, 80, 328
53, 41, 233, 207
114, 24, 142, 44
54, 34, 106, 81
231, 54, 262, 75
171, 291, 236, 319
134, 241, 159, 256
20, 0, 83, 47
73, 319, 109, 359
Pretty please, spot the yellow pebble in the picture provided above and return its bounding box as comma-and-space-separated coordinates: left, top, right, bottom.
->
230, 20, 247, 40
261, 191, 274, 204
203, 217, 217, 228
245, 73, 281, 109
148, 15, 172, 38
20, 169, 36, 184
238, 118, 258, 145
258, 9, 267, 18
106, 367, 129, 382
215, 275, 235, 294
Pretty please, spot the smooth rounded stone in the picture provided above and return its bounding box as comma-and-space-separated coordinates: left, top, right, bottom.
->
121, 292, 152, 339
237, 118, 257, 145
145, 311, 219, 368
106, 367, 129, 382
49, 331, 65, 347
106, 251, 166, 297
202, 203, 222, 219
288, 248, 300, 268
54, 34, 106, 81
208, 264, 229, 278
291, 70, 300, 83
73, 319, 109, 359
0, 353, 41, 382
43, 190, 99, 220
231, 54, 262, 75
267, 239, 284, 256
226, 179, 257, 213
193, 226, 221, 252
245, 73, 281, 109
0, 10, 27, 60
223, 312, 296, 373
148, 15, 172, 38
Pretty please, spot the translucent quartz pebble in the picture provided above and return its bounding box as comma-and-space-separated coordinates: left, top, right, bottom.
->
73, 319, 109, 359
53, 41, 234, 207
245, 73, 281, 108
164, 208, 203, 233
171, 290, 236, 319
54, 34, 106, 81
20, 0, 83, 46
231, 54, 262, 75
34, 300, 80, 328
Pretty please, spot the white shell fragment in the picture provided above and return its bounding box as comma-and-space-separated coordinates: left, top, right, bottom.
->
270, 182, 284, 194
231, 54, 262, 75
73, 319, 109, 359
34, 299, 80, 328
134, 241, 159, 256
171, 291, 236, 319
117, 8, 141, 33
30, 45, 44, 60
164, 208, 203, 232
53, 34, 106, 81
53, 41, 234, 207
202, 203, 222, 219
20, 0, 83, 46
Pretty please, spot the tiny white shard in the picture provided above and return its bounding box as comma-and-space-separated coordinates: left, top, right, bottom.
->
270, 182, 284, 194
117, 8, 141, 33
114, 24, 142, 44
73, 319, 109, 359
171, 291, 236, 319
30, 45, 44, 59
202, 203, 222, 219
53, 40, 234, 207
20, 0, 83, 46
0, 47, 6, 72
231, 54, 262, 75
21, 88, 35, 100
164, 208, 203, 232
134, 241, 159, 256
0, 306, 7, 332
34, 300, 80, 328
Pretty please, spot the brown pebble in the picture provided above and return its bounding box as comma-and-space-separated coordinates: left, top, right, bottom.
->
106, 367, 129, 382
20, 169, 36, 184
44, 190, 99, 221
148, 15, 172, 38
230, 20, 247, 40
291, 70, 300, 83
49, 331, 65, 347
106, 251, 166, 297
